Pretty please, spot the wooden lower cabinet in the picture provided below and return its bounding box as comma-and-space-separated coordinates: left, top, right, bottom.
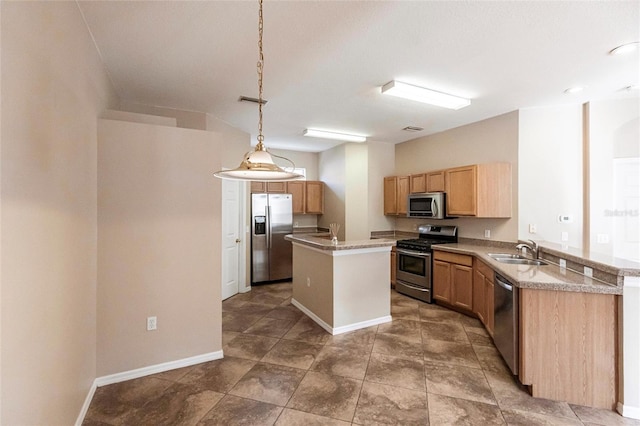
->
390, 247, 397, 287
432, 251, 473, 311
473, 259, 495, 336
519, 288, 618, 409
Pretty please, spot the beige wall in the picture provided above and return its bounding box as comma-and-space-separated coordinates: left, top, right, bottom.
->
345, 144, 369, 240
319, 145, 347, 239
97, 119, 222, 376
519, 106, 583, 247
0, 2, 118, 424
395, 111, 519, 242
291, 245, 334, 325
368, 142, 396, 232
121, 100, 208, 130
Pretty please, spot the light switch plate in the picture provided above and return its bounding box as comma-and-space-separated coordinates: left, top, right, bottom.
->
559, 259, 566, 269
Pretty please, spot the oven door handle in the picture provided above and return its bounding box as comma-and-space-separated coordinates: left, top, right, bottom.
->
397, 248, 432, 257
397, 280, 430, 292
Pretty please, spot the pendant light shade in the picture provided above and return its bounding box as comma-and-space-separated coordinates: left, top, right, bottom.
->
214, 0, 302, 182
213, 143, 303, 181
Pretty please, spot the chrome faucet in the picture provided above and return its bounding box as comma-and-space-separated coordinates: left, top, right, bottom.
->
516, 239, 539, 259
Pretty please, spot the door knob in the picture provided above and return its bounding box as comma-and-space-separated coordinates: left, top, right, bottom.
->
235, 238, 241, 243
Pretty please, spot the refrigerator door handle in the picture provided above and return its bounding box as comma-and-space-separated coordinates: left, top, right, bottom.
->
266, 205, 271, 249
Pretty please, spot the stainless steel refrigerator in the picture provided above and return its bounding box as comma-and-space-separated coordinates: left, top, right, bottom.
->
251, 193, 293, 284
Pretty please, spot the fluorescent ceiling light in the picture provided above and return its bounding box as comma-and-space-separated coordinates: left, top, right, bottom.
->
564, 86, 584, 94
609, 42, 639, 55
381, 80, 471, 110
303, 129, 367, 143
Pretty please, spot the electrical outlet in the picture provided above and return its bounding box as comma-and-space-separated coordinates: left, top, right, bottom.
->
147, 316, 157, 331
484, 229, 491, 238
306, 277, 311, 287
294, 221, 299, 228
597, 234, 610, 244
528, 224, 537, 234
559, 259, 566, 269
584, 266, 593, 278
561, 232, 569, 242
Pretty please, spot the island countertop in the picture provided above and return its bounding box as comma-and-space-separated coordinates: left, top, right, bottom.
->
285, 233, 395, 251
433, 243, 623, 295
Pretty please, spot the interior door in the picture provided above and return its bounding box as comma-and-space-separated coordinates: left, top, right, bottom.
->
221, 179, 241, 300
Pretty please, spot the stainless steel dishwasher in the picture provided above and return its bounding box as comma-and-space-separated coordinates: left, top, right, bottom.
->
494, 273, 519, 375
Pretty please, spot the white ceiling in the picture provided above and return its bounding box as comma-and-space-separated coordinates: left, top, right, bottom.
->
78, 1, 639, 153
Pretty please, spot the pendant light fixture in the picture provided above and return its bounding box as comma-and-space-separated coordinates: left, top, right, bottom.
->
214, 0, 302, 181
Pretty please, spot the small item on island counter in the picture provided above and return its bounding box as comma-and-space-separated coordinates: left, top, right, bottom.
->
329, 223, 340, 245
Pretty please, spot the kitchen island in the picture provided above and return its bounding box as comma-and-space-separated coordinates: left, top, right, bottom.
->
284, 233, 395, 335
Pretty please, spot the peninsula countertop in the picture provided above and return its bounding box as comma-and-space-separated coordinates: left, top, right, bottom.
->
432, 243, 622, 295
285, 233, 395, 251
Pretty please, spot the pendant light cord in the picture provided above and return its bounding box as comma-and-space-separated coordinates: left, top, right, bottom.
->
256, 0, 265, 150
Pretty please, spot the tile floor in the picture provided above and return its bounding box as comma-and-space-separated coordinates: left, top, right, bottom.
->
84, 282, 639, 425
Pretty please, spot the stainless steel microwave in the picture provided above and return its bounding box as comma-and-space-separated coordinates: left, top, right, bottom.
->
407, 192, 446, 219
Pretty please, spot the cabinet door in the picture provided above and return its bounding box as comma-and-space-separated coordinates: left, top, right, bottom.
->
384, 177, 397, 215
426, 171, 445, 193
287, 181, 305, 214
390, 247, 397, 287
410, 173, 426, 193
473, 268, 486, 324
452, 264, 473, 310
432, 260, 451, 303
397, 176, 410, 215
305, 181, 324, 214
251, 181, 266, 193
445, 165, 477, 216
485, 277, 494, 336
266, 182, 287, 193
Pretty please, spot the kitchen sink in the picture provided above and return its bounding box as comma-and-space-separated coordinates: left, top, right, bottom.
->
488, 253, 548, 266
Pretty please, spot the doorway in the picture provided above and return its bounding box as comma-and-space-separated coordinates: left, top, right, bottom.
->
221, 179, 246, 300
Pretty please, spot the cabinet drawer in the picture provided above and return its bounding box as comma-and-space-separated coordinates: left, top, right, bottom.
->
433, 251, 473, 267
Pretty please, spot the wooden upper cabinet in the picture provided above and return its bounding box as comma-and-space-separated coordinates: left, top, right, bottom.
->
250, 181, 286, 193
384, 176, 409, 215
267, 182, 287, 193
426, 170, 446, 192
384, 177, 398, 215
305, 181, 324, 214
287, 181, 305, 214
410, 173, 426, 193
251, 181, 266, 193
397, 176, 409, 215
445, 163, 511, 218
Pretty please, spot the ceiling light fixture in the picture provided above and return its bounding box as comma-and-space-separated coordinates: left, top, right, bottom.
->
564, 86, 584, 94
303, 129, 367, 143
381, 80, 471, 110
214, 0, 302, 182
609, 42, 639, 56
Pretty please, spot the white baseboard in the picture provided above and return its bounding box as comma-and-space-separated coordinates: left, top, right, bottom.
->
76, 350, 224, 425
291, 298, 392, 335
74, 381, 97, 426
95, 350, 224, 387
333, 315, 392, 334
617, 401, 640, 420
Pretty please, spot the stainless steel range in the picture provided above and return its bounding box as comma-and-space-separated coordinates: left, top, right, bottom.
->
396, 225, 458, 303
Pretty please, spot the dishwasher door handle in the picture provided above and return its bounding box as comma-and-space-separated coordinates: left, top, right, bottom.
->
496, 278, 513, 292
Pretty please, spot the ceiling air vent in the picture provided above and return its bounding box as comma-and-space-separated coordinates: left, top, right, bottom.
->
238, 96, 268, 105
403, 126, 424, 132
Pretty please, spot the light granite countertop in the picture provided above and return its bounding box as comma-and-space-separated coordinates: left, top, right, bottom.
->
433, 243, 622, 295
285, 233, 396, 251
